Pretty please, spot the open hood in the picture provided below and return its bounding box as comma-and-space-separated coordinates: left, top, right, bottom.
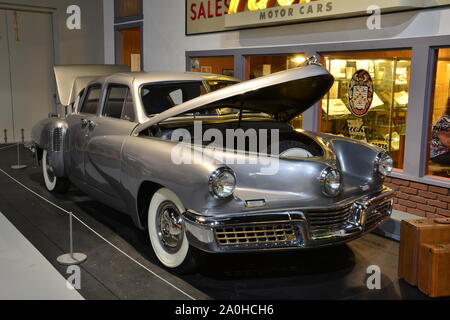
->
135, 63, 334, 133
54, 64, 130, 106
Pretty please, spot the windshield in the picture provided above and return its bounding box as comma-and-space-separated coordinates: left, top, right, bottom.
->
141, 80, 236, 116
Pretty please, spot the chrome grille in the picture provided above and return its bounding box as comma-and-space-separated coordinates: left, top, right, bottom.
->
52, 127, 63, 152
365, 201, 392, 226
305, 205, 353, 233
215, 224, 297, 247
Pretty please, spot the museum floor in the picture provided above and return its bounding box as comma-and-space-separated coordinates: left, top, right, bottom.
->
0, 145, 432, 300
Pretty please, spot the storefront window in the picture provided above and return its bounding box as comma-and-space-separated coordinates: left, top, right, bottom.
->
245, 54, 306, 129
321, 50, 412, 169
427, 48, 450, 179
191, 56, 235, 77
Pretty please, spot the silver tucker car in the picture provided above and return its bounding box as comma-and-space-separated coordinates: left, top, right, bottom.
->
32, 59, 395, 272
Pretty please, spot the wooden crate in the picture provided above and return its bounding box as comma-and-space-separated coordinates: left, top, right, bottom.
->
418, 243, 450, 298
398, 218, 450, 286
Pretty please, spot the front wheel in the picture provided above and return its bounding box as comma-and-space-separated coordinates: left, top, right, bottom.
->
42, 150, 70, 194
147, 188, 201, 274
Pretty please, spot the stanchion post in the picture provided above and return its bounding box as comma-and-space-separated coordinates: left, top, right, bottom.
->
57, 212, 87, 266
11, 141, 27, 170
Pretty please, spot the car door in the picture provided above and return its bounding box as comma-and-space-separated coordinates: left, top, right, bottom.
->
67, 84, 102, 185
84, 84, 138, 201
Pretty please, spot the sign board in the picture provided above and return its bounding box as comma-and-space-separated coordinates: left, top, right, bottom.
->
348, 69, 374, 117
186, 0, 450, 35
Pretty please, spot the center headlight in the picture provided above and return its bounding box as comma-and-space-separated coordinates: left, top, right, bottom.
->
209, 167, 236, 199
320, 167, 342, 197
375, 152, 393, 177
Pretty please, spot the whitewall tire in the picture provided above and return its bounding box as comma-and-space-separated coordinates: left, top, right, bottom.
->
147, 188, 198, 273
42, 150, 70, 194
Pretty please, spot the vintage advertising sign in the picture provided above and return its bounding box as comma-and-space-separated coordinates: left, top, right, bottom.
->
187, 0, 231, 35
348, 70, 374, 117
186, 0, 450, 35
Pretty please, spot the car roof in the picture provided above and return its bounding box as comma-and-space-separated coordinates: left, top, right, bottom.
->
91, 72, 240, 88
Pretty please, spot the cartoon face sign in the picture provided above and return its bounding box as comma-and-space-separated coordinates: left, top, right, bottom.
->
348, 70, 374, 117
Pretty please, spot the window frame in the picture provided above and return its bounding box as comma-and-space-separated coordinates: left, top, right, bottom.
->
319, 50, 413, 170
79, 84, 103, 116
424, 46, 450, 181
102, 83, 136, 122
114, 22, 144, 71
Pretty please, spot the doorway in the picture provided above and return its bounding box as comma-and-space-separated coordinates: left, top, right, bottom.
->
115, 23, 143, 72
0, 9, 54, 143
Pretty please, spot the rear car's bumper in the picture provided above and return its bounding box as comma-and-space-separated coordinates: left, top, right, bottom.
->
182, 188, 395, 253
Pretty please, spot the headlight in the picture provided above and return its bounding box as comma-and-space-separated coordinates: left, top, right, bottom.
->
320, 167, 342, 197
209, 167, 236, 199
375, 152, 393, 177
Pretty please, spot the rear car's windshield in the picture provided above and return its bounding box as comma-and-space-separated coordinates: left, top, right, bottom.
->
141, 80, 236, 116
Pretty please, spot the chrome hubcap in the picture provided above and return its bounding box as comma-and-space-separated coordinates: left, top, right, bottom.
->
155, 201, 184, 253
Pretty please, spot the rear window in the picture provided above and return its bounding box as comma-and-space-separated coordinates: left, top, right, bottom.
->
141, 81, 235, 116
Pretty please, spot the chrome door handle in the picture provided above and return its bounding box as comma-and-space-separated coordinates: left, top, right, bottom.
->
81, 118, 88, 128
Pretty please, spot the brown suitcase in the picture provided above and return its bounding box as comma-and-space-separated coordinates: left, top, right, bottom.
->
398, 218, 450, 286
418, 243, 450, 298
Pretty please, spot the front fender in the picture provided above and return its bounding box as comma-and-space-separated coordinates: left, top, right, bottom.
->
31, 118, 68, 177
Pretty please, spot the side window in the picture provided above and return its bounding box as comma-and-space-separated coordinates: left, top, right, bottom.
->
103, 85, 135, 122
80, 86, 102, 114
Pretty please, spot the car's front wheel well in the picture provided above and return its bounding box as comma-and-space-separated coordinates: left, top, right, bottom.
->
137, 181, 164, 229
35, 146, 43, 161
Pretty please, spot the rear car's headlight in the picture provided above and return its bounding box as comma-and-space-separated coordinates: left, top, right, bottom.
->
320, 167, 342, 197
209, 167, 236, 199
375, 152, 393, 177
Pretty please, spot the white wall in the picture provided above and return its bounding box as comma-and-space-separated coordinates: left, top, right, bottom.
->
104, 0, 114, 64
5, 0, 104, 65
104, 0, 450, 72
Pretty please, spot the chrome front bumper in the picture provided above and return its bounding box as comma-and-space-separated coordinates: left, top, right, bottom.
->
182, 188, 395, 253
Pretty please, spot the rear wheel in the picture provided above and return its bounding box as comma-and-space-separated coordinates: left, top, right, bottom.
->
42, 150, 70, 194
147, 188, 201, 274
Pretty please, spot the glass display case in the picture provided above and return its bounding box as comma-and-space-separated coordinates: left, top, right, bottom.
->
321, 50, 412, 169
